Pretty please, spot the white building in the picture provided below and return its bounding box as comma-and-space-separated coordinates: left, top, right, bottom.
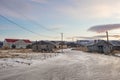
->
3, 39, 32, 49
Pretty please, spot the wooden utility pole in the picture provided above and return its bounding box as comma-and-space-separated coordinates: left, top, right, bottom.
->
106, 31, 111, 54
72, 37, 74, 42
106, 31, 109, 43
61, 33, 63, 53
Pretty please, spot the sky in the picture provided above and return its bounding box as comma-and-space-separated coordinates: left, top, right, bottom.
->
0, 0, 120, 41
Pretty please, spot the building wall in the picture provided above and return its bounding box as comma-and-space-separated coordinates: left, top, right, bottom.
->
112, 46, 120, 50
87, 45, 98, 52
3, 40, 13, 48
14, 40, 31, 48
3, 40, 31, 49
32, 43, 56, 52
87, 41, 113, 54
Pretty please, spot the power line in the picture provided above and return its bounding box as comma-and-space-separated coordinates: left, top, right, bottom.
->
0, 2, 60, 34
0, 14, 57, 39
0, 1, 75, 40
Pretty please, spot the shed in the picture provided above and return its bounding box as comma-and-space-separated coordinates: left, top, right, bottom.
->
32, 41, 57, 52
87, 40, 113, 54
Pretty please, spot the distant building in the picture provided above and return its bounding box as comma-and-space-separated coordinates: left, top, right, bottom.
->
67, 42, 77, 48
87, 40, 113, 54
110, 40, 120, 51
58, 41, 68, 49
32, 41, 57, 52
76, 40, 92, 46
3, 39, 32, 49
50, 41, 68, 49
0, 41, 3, 48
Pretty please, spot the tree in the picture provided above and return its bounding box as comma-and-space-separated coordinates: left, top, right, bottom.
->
26, 44, 32, 49
12, 44, 16, 49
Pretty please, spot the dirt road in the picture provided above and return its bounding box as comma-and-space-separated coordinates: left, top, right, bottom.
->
0, 49, 120, 80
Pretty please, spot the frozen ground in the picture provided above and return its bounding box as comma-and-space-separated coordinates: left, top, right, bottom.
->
0, 49, 120, 80
0, 52, 59, 70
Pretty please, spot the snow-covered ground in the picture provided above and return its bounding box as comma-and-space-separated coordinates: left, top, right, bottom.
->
0, 49, 120, 80
0, 52, 59, 70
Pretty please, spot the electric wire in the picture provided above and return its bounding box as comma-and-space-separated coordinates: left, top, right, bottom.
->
0, 14, 57, 39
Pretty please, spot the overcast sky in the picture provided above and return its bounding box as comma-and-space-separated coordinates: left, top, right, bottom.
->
0, 0, 120, 41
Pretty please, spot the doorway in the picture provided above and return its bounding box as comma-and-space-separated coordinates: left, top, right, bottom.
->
98, 45, 104, 53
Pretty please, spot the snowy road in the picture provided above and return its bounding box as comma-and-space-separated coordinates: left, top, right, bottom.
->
0, 49, 120, 80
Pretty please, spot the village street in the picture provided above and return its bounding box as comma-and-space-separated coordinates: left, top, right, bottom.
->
0, 49, 120, 80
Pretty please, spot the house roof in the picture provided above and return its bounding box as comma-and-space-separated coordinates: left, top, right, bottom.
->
87, 40, 112, 46
83, 41, 95, 46
33, 41, 57, 46
5, 39, 18, 43
86, 40, 120, 47
110, 40, 120, 46
23, 40, 31, 43
5, 39, 31, 43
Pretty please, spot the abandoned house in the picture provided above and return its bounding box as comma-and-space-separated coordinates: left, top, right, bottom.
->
87, 40, 113, 54
110, 40, 120, 51
3, 39, 32, 49
32, 41, 57, 52
0, 41, 3, 48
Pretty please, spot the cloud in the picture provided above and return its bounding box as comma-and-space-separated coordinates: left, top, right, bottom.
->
93, 35, 106, 38
75, 36, 94, 39
74, 34, 120, 39
88, 24, 120, 33
31, 0, 48, 4
94, 35, 120, 39
0, 25, 18, 30
2, 0, 120, 21
56, 0, 120, 19
0, 0, 45, 20
111, 35, 120, 38
49, 25, 65, 30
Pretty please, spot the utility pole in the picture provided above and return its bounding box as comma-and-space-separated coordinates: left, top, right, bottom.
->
61, 33, 63, 53
106, 31, 111, 54
72, 37, 74, 42
106, 31, 109, 43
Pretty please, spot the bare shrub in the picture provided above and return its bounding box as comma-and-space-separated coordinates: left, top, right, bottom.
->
3, 46, 9, 50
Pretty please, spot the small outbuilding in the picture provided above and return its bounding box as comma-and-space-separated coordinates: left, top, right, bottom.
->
87, 40, 113, 54
32, 41, 57, 52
